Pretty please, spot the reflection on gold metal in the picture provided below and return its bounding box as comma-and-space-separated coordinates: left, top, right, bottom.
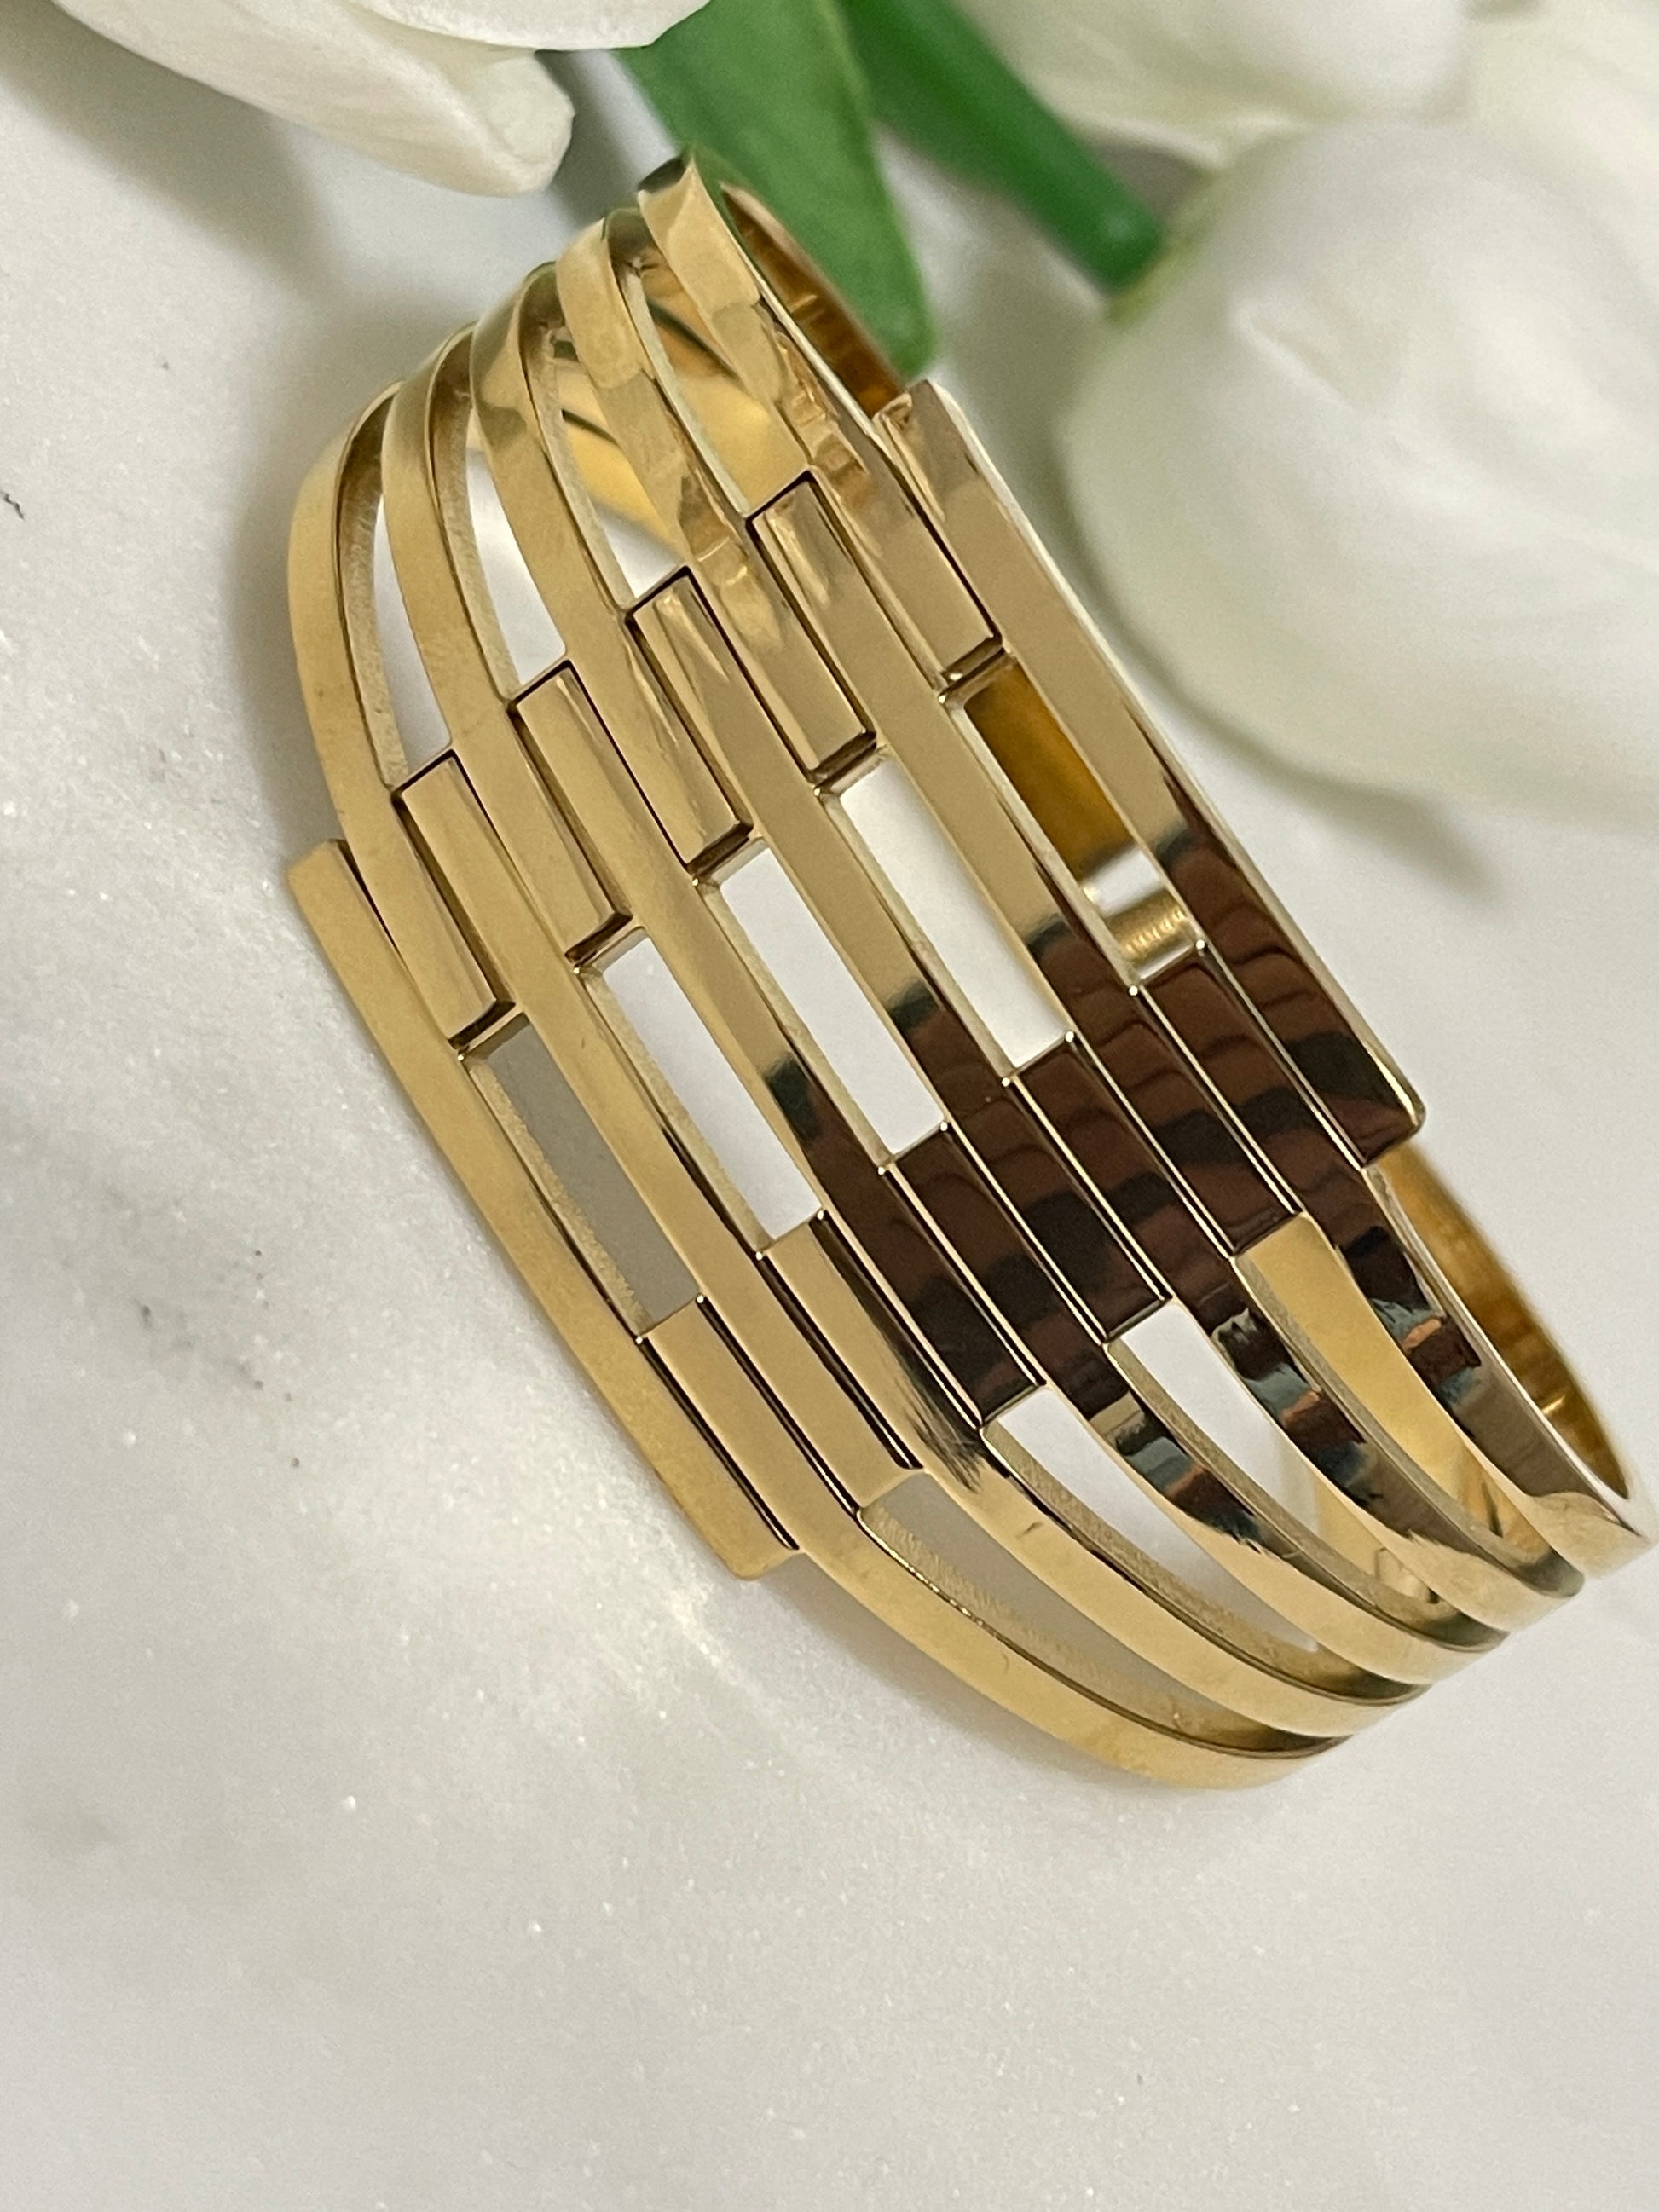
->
287, 157, 1651, 1787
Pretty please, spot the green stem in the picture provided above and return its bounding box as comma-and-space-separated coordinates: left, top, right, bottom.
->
837, 0, 1163, 290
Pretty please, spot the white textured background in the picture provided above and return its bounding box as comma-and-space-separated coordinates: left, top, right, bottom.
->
3, 4, 1658, 2204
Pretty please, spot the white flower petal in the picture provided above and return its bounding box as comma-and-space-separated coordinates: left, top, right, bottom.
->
960, 0, 1471, 166
1472, 0, 1659, 305
353, 0, 704, 54
55, 0, 574, 193
1062, 122, 1659, 818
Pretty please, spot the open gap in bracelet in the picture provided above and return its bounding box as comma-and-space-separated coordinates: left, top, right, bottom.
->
373, 506, 452, 777
1084, 841, 1166, 921
597, 935, 817, 1244
718, 846, 942, 1157
997, 1386, 1315, 1647
546, 354, 684, 605
723, 184, 903, 417
463, 433, 565, 686
953, 659, 1195, 978
630, 252, 803, 510
1119, 1300, 1325, 1527
957, 656, 1131, 883
836, 755, 1062, 1070
470, 1013, 693, 1330
606, 506, 681, 603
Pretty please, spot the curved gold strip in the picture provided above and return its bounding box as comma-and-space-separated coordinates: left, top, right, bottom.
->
1373, 1144, 1654, 1573
288, 396, 494, 1041
290, 840, 787, 1583
382, 336, 619, 957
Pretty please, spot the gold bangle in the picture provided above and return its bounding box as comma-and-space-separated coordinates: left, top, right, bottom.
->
287, 157, 1651, 1787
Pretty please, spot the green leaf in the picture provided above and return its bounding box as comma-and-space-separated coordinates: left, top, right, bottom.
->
838, 0, 1163, 291
621, 0, 934, 377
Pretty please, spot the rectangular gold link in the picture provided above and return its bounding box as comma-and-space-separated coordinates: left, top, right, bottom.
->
765, 1218, 973, 1506
288, 839, 790, 1580
519, 651, 744, 872
694, 526, 868, 778
650, 1298, 873, 1518
821, 465, 994, 687
516, 665, 872, 1184
632, 574, 778, 780
633, 571, 868, 790
442, 725, 624, 957
337, 784, 499, 1043
956, 654, 1133, 885
882, 384, 1188, 847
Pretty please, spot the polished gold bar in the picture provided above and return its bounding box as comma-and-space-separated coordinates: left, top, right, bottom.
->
633, 572, 1007, 1098
290, 402, 497, 1041
470, 271, 746, 869
382, 335, 623, 956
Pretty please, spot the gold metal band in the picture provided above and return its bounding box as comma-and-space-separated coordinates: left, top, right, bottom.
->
287, 156, 1650, 1786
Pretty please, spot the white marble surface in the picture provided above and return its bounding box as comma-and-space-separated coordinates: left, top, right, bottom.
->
3, 7, 1659, 2205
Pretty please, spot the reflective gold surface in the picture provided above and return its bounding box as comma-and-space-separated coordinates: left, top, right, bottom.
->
287, 156, 1650, 1785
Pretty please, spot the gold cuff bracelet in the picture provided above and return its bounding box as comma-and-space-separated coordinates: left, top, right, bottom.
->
287, 158, 1651, 1787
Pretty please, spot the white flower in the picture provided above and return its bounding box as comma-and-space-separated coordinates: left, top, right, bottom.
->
54, 0, 703, 193
1061, 121, 1659, 818
1471, 0, 1659, 305
958, 0, 1471, 168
